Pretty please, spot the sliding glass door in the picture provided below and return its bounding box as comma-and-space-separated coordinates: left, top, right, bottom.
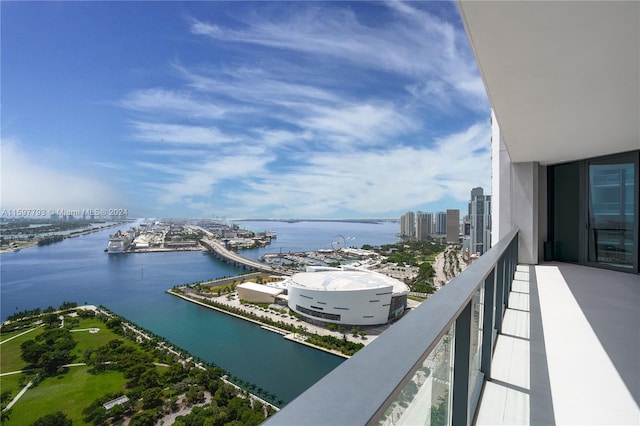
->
550, 150, 638, 273
587, 156, 637, 270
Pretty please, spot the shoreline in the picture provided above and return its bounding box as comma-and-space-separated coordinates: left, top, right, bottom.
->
167, 290, 350, 359
0, 221, 130, 255
235, 218, 397, 225
125, 246, 204, 254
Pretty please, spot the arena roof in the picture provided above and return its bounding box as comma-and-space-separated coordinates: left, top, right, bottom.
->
290, 269, 409, 294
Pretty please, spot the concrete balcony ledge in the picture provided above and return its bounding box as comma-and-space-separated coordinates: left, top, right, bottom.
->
475, 263, 639, 425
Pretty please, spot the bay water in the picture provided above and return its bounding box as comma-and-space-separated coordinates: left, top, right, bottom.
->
0, 220, 398, 403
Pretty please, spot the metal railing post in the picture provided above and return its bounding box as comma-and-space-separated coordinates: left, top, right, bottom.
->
494, 258, 505, 334
452, 301, 472, 426
481, 269, 496, 377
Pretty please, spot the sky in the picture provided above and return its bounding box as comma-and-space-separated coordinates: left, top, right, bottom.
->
1, 1, 491, 220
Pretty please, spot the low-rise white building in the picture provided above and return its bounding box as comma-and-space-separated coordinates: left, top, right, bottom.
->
287, 266, 410, 326
237, 282, 284, 304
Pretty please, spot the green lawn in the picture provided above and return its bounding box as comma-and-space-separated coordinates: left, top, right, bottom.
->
69, 317, 133, 360
0, 314, 133, 425
0, 326, 44, 373
3, 366, 127, 425
0, 373, 29, 404
0, 328, 29, 343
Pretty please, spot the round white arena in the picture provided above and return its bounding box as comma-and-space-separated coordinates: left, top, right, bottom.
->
287, 267, 410, 326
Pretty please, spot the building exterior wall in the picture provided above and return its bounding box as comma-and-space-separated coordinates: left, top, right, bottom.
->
469, 189, 492, 255
400, 211, 416, 239
288, 284, 397, 326
491, 112, 542, 264
435, 212, 447, 235
491, 112, 515, 249
237, 287, 277, 304
416, 211, 433, 242
446, 209, 460, 243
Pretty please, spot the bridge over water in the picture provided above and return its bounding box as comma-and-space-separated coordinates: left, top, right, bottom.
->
200, 237, 284, 275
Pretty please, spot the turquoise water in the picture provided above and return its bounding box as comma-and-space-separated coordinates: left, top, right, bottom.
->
0, 220, 398, 403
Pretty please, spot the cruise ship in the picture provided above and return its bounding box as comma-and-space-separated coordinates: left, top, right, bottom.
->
106, 230, 134, 254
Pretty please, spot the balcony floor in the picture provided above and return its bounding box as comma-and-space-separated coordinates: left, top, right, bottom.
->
475, 262, 639, 425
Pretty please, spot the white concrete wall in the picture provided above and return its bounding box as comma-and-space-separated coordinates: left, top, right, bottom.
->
491, 110, 542, 265
288, 286, 393, 326
491, 112, 513, 245
511, 162, 539, 264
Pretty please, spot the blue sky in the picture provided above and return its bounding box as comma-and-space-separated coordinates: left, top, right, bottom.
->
1, 1, 491, 220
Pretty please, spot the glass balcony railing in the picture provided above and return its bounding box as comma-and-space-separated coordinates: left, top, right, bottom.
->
265, 228, 519, 426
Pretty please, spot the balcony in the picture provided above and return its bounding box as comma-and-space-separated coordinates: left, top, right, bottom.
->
477, 262, 639, 425
264, 230, 639, 425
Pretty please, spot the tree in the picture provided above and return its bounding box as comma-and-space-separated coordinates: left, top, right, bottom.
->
141, 387, 163, 409
32, 411, 72, 426
138, 368, 160, 388
40, 349, 73, 375
21, 329, 76, 375
109, 404, 126, 423
186, 385, 205, 404
20, 340, 46, 365
129, 410, 158, 426
43, 313, 60, 328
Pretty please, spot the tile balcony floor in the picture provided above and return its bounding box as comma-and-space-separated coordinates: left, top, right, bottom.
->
475, 263, 639, 425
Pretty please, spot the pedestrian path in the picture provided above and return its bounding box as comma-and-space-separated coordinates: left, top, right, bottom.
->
2, 380, 33, 412
0, 324, 44, 345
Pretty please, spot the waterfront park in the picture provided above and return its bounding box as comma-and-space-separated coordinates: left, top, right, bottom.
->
0, 303, 276, 425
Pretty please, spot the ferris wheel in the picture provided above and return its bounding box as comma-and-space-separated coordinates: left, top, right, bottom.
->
331, 235, 346, 252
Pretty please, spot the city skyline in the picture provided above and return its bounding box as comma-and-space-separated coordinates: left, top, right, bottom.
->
1, 1, 491, 219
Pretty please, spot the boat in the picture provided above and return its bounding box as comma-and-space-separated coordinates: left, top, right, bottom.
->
106, 230, 134, 254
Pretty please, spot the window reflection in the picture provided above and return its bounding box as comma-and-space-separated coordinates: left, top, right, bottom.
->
588, 163, 635, 268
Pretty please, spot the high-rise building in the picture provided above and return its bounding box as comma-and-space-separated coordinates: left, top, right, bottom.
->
469, 187, 492, 255
400, 211, 415, 239
415, 211, 433, 242
399, 214, 407, 238
445, 209, 460, 243
435, 211, 447, 235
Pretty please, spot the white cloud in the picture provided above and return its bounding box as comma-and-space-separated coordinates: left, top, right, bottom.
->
225, 121, 491, 217
115, 2, 490, 218
130, 122, 239, 146
301, 103, 418, 147
189, 1, 487, 110
120, 88, 249, 120
1, 139, 120, 212
138, 153, 276, 206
